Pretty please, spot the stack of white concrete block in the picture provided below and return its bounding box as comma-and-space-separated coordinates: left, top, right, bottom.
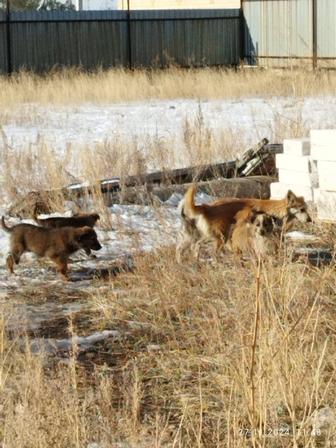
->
270, 138, 317, 202
311, 130, 336, 221
270, 130, 336, 221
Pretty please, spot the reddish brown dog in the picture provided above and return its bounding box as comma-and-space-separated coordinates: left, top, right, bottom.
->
177, 184, 311, 260
1, 216, 102, 279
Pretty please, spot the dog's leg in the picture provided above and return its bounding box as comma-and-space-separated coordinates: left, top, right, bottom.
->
207, 233, 226, 264
233, 247, 246, 268
6, 247, 23, 274
193, 236, 211, 260
52, 256, 69, 281
176, 234, 193, 263
84, 247, 97, 259
193, 239, 202, 260
214, 234, 226, 253
6, 254, 15, 273
59, 261, 69, 281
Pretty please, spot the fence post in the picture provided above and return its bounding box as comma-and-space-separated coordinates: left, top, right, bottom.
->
312, 0, 317, 69
240, 0, 245, 64
127, 0, 132, 69
6, 0, 12, 75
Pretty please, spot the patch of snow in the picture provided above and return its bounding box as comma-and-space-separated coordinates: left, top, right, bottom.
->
28, 330, 121, 354
147, 344, 161, 352
36, 210, 74, 219
3, 300, 91, 332
195, 191, 217, 204
162, 192, 183, 207
286, 231, 319, 242
2, 97, 336, 176
293, 247, 331, 255
67, 180, 91, 190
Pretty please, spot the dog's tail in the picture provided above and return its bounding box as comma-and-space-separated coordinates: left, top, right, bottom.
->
179, 184, 200, 220
1, 216, 13, 233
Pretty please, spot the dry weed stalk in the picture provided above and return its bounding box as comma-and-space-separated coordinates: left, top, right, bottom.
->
249, 257, 261, 445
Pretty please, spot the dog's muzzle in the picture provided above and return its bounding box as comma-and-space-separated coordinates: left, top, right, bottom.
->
93, 242, 102, 251
289, 208, 312, 223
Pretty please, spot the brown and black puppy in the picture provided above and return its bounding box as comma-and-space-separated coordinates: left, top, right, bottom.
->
34, 212, 100, 256
1, 216, 102, 279
231, 210, 282, 258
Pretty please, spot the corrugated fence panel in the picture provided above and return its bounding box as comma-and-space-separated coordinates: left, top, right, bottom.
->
130, 9, 240, 67
243, 0, 313, 67
2, 2, 336, 73
6, 10, 129, 72
1, 9, 240, 73
0, 11, 8, 73
264, 0, 312, 57
242, 0, 260, 64
317, 0, 336, 68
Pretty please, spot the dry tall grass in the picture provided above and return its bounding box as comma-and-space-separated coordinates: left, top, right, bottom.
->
1, 247, 336, 447
0, 105, 244, 208
0, 100, 311, 210
0, 67, 336, 107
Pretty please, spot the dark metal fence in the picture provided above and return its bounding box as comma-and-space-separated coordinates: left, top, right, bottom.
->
1, 1, 336, 74
0, 8, 241, 73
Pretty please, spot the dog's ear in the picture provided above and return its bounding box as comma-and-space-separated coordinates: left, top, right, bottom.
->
272, 216, 283, 228
286, 190, 298, 205
249, 208, 265, 224
248, 209, 259, 224
79, 226, 91, 233
74, 226, 92, 240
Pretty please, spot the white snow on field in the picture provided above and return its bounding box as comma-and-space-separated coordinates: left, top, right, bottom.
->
2, 96, 336, 155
